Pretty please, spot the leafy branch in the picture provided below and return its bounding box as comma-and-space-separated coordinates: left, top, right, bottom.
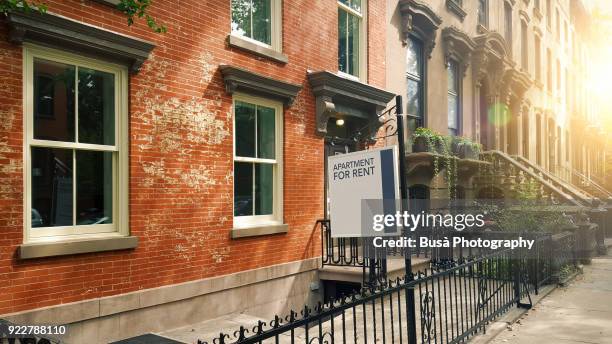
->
0, 0, 47, 14
117, 0, 166, 33
1, 0, 167, 34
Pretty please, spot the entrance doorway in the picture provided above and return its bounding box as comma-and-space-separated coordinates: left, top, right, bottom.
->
323, 116, 368, 218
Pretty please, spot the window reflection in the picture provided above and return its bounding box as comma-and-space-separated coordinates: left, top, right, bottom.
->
33, 59, 75, 142
31, 147, 73, 227
76, 151, 113, 225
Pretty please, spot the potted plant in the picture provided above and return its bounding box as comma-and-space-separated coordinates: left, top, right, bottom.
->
411, 127, 449, 154
451, 136, 481, 160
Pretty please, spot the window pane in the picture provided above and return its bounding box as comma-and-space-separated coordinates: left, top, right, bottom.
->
478, 0, 487, 26
76, 151, 113, 225
447, 62, 457, 93
407, 78, 421, 118
339, 0, 361, 13
231, 0, 252, 38
338, 8, 348, 74
31, 147, 73, 228
347, 12, 360, 76
78, 68, 115, 145
33, 58, 75, 142
255, 163, 273, 215
448, 94, 458, 132
235, 101, 256, 157
406, 38, 422, 78
234, 162, 253, 216
257, 105, 275, 159
252, 0, 272, 45
505, 4, 512, 47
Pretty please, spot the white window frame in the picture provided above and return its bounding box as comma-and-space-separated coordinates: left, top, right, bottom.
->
23, 44, 129, 243
232, 94, 283, 229
230, 0, 283, 52
447, 60, 460, 136
337, 0, 367, 81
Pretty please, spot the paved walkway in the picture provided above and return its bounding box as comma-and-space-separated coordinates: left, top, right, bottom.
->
490, 252, 612, 344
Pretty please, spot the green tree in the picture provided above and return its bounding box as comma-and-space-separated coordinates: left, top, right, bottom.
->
1, 0, 166, 33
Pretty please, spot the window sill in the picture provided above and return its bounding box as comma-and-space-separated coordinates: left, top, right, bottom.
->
476, 24, 489, 34
445, 0, 467, 22
227, 35, 288, 64
231, 224, 288, 239
19, 236, 138, 259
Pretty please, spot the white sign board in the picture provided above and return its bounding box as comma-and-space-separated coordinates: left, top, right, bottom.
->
328, 146, 400, 237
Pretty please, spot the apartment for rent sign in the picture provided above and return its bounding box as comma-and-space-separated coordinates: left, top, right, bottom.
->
328, 147, 401, 237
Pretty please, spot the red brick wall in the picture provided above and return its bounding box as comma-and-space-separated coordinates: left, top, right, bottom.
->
0, 0, 386, 315
368, 0, 387, 88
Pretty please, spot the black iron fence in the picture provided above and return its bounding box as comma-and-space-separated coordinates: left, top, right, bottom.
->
199, 231, 578, 344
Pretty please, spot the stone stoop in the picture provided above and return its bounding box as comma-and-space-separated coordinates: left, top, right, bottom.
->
318, 256, 430, 284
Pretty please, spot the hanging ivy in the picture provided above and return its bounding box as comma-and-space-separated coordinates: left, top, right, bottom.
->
411, 127, 459, 198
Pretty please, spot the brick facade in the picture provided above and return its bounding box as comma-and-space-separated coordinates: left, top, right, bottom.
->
0, 0, 387, 315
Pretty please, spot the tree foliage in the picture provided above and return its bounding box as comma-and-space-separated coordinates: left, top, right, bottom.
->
0, 0, 46, 14
117, 0, 166, 33
0, 0, 166, 33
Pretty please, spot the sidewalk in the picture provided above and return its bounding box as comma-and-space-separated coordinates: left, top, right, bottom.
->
489, 252, 612, 344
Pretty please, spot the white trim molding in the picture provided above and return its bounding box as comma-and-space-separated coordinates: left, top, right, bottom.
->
22, 44, 130, 247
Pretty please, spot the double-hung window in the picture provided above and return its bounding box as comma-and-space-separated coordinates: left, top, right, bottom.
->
24, 45, 128, 242
521, 21, 528, 71
338, 0, 366, 79
231, 0, 282, 51
478, 0, 488, 28
535, 35, 542, 83
447, 60, 460, 136
233, 95, 283, 228
504, 3, 513, 54
406, 36, 424, 129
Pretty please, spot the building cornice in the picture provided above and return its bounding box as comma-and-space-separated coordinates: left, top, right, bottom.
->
445, 0, 467, 22
398, 0, 443, 59
220, 65, 302, 106
307, 71, 395, 136
6, 11, 155, 73
472, 31, 512, 89
441, 26, 476, 76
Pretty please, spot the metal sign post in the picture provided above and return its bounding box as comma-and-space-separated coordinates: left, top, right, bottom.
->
395, 95, 418, 344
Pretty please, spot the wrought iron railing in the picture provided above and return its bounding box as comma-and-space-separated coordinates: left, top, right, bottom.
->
480, 151, 584, 207
556, 164, 612, 200
198, 232, 576, 344
318, 219, 388, 286
319, 219, 439, 268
